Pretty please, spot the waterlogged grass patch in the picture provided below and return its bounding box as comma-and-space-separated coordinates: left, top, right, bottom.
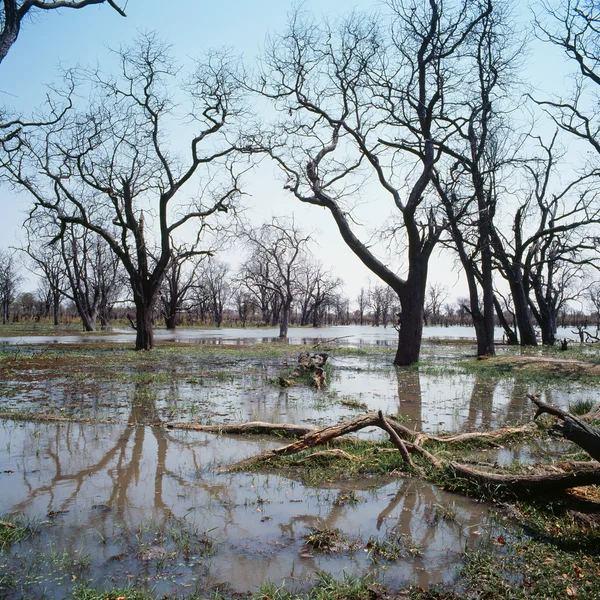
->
72, 584, 148, 599
442, 538, 600, 600
0, 515, 38, 548
304, 526, 352, 553
366, 531, 422, 561
460, 353, 600, 382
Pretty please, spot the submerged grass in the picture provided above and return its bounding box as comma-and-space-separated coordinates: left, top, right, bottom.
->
0, 515, 38, 548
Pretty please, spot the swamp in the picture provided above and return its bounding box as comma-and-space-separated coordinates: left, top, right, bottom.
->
1, 325, 600, 599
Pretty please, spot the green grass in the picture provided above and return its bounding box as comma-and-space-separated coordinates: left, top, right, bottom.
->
0, 515, 39, 548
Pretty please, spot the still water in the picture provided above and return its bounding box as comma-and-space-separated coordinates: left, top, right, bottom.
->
0, 419, 499, 597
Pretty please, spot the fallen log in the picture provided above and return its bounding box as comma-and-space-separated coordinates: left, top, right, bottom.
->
167, 421, 319, 438
216, 407, 600, 495
378, 410, 415, 469
224, 412, 381, 471
528, 394, 600, 462
447, 461, 600, 494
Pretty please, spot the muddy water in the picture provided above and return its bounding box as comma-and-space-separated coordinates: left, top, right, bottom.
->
2, 351, 598, 435
0, 419, 500, 597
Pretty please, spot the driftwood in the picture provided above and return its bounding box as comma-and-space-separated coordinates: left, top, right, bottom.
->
280, 352, 328, 389
168, 421, 319, 437
528, 393, 600, 462
212, 400, 600, 494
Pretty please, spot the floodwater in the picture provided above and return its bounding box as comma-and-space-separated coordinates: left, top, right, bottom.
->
1, 331, 598, 596
0, 419, 500, 598
0, 324, 585, 347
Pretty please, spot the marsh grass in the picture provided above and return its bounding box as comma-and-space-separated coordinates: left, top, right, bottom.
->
0, 515, 38, 548
366, 530, 422, 561
568, 398, 596, 415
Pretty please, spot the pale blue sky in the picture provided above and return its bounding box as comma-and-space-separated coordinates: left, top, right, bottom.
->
0, 0, 577, 302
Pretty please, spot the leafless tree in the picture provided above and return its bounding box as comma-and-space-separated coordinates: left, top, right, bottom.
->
231, 286, 254, 327
534, 0, 600, 159
491, 134, 600, 346
159, 252, 205, 330
58, 224, 124, 331
196, 257, 230, 327
368, 283, 396, 328
432, 0, 518, 355
425, 283, 449, 326
252, 2, 494, 364
8, 34, 245, 349
0, 0, 126, 64
240, 217, 309, 338
22, 229, 66, 325
356, 287, 368, 326
297, 260, 342, 327
0, 248, 20, 323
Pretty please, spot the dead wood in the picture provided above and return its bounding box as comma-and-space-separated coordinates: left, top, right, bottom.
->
447, 461, 600, 494
528, 394, 600, 462
0, 520, 16, 529
222, 412, 381, 471
378, 410, 415, 469
280, 352, 329, 389
213, 407, 600, 495
167, 421, 319, 438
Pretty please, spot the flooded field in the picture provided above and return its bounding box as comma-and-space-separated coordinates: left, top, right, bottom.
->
1, 328, 599, 598
0, 420, 498, 598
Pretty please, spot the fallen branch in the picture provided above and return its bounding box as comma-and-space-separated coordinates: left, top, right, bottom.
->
223, 412, 381, 471
528, 394, 600, 462
167, 421, 319, 438
215, 407, 600, 495
378, 410, 415, 469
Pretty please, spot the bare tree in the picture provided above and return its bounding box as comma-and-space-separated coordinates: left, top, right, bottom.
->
0, 0, 125, 64
0, 248, 20, 324
432, 0, 518, 356
356, 287, 368, 326
490, 134, 600, 346
159, 252, 204, 330
9, 34, 245, 349
252, 2, 493, 364
297, 260, 342, 327
22, 230, 66, 325
425, 283, 449, 326
368, 284, 396, 328
240, 218, 309, 338
196, 257, 230, 327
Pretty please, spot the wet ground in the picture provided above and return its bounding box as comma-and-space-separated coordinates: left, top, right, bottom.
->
0, 327, 599, 597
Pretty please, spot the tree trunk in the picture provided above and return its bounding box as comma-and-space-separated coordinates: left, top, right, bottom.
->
53, 293, 60, 326
508, 277, 537, 346
395, 279, 426, 366
135, 301, 154, 350
165, 313, 176, 330
280, 300, 291, 338
493, 295, 519, 345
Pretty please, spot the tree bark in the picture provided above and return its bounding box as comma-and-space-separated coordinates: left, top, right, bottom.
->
508, 275, 538, 346
134, 300, 155, 350
394, 271, 427, 366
